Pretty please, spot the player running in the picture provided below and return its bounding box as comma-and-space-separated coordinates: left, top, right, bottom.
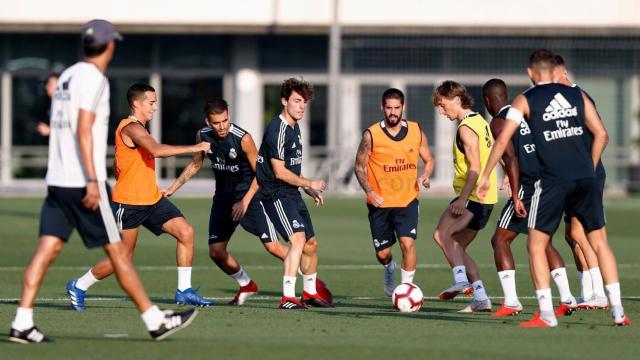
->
431, 81, 497, 313
10, 20, 196, 343
482, 79, 578, 317
66, 83, 212, 311
256, 78, 331, 309
354, 88, 434, 296
163, 98, 331, 305
553, 55, 608, 310
478, 49, 630, 327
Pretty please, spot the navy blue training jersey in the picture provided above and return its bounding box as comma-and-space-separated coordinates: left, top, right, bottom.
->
256, 115, 303, 197
522, 83, 594, 181
496, 105, 540, 182
200, 124, 254, 199
572, 84, 606, 179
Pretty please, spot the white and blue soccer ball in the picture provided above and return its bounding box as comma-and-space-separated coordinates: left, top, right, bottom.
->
392, 283, 424, 313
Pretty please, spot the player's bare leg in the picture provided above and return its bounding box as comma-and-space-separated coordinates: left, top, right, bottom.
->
297, 236, 330, 307
89, 228, 139, 280
453, 229, 491, 313
490, 228, 523, 316
210, 240, 259, 305
584, 226, 629, 325
567, 217, 607, 308
279, 232, 307, 308
162, 217, 211, 306
546, 239, 576, 315
398, 236, 416, 284
520, 228, 557, 327
433, 210, 476, 300
264, 241, 288, 261
19, 236, 65, 309
375, 246, 396, 296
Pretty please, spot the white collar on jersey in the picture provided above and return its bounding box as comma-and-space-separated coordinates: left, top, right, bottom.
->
128, 115, 141, 122
497, 105, 511, 114
462, 111, 478, 120
379, 119, 407, 128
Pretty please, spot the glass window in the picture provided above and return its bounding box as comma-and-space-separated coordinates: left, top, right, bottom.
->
308, 85, 327, 146
12, 76, 50, 146
8, 34, 77, 72
360, 85, 387, 131
263, 84, 281, 126
110, 35, 152, 69
161, 77, 223, 145
259, 35, 328, 71
158, 36, 226, 69
406, 85, 436, 149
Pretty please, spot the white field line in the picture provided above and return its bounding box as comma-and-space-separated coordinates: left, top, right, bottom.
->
1, 263, 640, 272
1, 295, 640, 302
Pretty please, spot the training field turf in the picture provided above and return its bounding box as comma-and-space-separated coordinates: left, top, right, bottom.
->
0, 196, 638, 359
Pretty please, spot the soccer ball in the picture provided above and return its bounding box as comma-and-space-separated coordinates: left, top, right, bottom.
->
392, 283, 424, 313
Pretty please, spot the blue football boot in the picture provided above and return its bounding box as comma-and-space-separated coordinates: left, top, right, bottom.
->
174, 288, 213, 307
65, 279, 86, 311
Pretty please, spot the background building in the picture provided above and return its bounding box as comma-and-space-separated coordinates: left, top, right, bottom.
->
1, 0, 639, 194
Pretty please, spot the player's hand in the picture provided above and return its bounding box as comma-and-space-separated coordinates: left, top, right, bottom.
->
419, 174, 431, 190
231, 199, 249, 221
36, 122, 50, 136
191, 141, 210, 153
500, 176, 512, 197
309, 179, 326, 192
82, 182, 100, 211
304, 188, 324, 206
477, 176, 489, 202
161, 188, 174, 197
513, 198, 527, 218
367, 191, 384, 207
449, 197, 467, 217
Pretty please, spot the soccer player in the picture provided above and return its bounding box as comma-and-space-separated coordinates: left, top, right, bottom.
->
477, 49, 630, 327
9, 20, 196, 343
483, 79, 578, 317
162, 98, 290, 305
431, 81, 497, 313
256, 78, 331, 309
353, 88, 434, 296
35, 72, 60, 137
553, 55, 608, 309
65, 83, 212, 310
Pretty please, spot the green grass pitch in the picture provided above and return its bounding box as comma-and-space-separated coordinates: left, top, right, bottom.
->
0, 196, 638, 359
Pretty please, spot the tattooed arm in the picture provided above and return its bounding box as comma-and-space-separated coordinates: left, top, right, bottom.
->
354, 130, 383, 207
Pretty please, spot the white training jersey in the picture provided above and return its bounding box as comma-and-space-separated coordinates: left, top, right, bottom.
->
46, 62, 110, 187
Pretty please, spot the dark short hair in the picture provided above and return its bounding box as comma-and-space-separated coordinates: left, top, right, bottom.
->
127, 83, 155, 109
529, 49, 556, 71
553, 54, 566, 67
83, 36, 109, 57
432, 80, 474, 109
280, 77, 314, 102
204, 98, 229, 116
382, 88, 405, 105
482, 78, 507, 96
47, 72, 60, 81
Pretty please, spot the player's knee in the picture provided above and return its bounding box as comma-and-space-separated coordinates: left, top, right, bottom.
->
303, 238, 317, 255
432, 230, 442, 246
177, 224, 195, 243
208, 246, 227, 262
375, 248, 392, 264
491, 235, 507, 250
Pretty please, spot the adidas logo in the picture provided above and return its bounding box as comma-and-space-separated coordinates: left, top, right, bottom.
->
292, 143, 296, 149
456, 269, 464, 274
475, 285, 482, 290
543, 93, 577, 121
502, 275, 510, 279
410, 228, 416, 234
553, 273, 561, 279
261, 233, 269, 239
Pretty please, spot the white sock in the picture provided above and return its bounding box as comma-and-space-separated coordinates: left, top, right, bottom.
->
471, 280, 489, 301
11, 307, 34, 331
498, 270, 519, 306
76, 269, 100, 291
550, 267, 573, 303
605, 282, 622, 307
589, 267, 606, 298
141, 305, 165, 331
535, 288, 557, 325
177, 267, 192, 291
230, 267, 251, 287
283, 276, 296, 298
452, 266, 469, 284
400, 268, 415, 284
578, 271, 593, 300
303, 272, 317, 294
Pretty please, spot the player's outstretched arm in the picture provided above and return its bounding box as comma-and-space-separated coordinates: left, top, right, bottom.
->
163, 131, 205, 197
77, 109, 100, 210
123, 123, 210, 158
582, 92, 609, 169
478, 95, 526, 201
232, 134, 260, 220
418, 130, 435, 189
354, 130, 383, 206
